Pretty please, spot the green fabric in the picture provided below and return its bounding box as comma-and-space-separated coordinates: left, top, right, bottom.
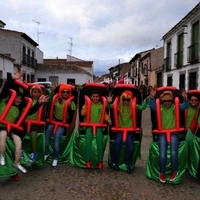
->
161, 105, 175, 129
45, 131, 75, 164
119, 105, 132, 127
108, 131, 142, 172
21, 133, 45, 166
145, 140, 187, 184
186, 129, 200, 178
30, 131, 37, 152
0, 97, 20, 127
0, 137, 18, 178
26, 99, 38, 120
54, 100, 76, 120
71, 132, 108, 168
85, 128, 104, 162
88, 103, 103, 123
185, 106, 200, 128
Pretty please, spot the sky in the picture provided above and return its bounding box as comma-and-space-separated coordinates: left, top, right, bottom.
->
1, 0, 200, 76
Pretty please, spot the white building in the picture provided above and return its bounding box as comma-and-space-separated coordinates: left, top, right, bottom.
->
162, 2, 200, 90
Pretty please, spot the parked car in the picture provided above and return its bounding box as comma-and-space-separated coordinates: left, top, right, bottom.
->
33, 81, 52, 95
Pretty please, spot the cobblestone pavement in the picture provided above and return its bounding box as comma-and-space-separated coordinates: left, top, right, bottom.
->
1, 108, 200, 200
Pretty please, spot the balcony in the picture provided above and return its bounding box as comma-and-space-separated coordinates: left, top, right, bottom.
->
187, 43, 199, 63
22, 54, 37, 67
174, 51, 183, 68
164, 57, 171, 71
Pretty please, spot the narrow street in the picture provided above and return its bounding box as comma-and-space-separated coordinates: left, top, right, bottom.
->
0, 108, 200, 200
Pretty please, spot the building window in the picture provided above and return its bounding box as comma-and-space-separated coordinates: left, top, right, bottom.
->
174, 33, 183, 68
188, 72, 197, 90
164, 41, 171, 71
22, 45, 26, 63
67, 78, 75, 85
179, 74, 185, 90
167, 76, 172, 86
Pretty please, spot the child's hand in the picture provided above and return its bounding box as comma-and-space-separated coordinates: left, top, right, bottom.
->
107, 119, 112, 125
39, 95, 49, 103
181, 89, 188, 101
107, 93, 113, 103
12, 72, 24, 80
149, 87, 156, 99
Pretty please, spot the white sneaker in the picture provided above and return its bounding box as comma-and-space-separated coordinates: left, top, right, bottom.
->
13, 163, 27, 173
0, 155, 5, 165
44, 154, 50, 161
52, 159, 58, 167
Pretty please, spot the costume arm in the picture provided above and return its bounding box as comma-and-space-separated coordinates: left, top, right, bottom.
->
0, 77, 15, 99
147, 99, 155, 110
104, 112, 111, 122
81, 104, 87, 116
179, 100, 189, 111
136, 99, 148, 111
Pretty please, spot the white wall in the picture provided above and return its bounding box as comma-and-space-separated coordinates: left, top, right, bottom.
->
0, 56, 14, 79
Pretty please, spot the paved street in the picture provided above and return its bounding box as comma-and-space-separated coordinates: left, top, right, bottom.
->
0, 108, 200, 200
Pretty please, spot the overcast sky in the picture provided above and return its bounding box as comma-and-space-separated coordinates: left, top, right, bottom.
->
1, 0, 200, 75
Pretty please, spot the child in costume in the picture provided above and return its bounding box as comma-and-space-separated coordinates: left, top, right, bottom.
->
25, 85, 48, 163
111, 90, 148, 174
0, 72, 37, 174
148, 89, 189, 183
44, 84, 76, 167
185, 94, 200, 130
81, 90, 112, 170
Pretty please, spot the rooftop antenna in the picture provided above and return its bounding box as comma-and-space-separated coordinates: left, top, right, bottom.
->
32, 20, 44, 45
68, 37, 73, 61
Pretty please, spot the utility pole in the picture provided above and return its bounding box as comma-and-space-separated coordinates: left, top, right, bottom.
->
68, 37, 73, 61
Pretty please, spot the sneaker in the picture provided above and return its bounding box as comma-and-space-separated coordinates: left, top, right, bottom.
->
44, 154, 50, 161
170, 172, 178, 181
0, 155, 5, 166
52, 159, 58, 167
13, 163, 27, 173
98, 162, 103, 170
159, 173, 166, 183
86, 161, 91, 169
29, 152, 38, 163
126, 165, 132, 174
11, 173, 20, 181
112, 163, 120, 171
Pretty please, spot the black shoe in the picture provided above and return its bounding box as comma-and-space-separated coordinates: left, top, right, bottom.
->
112, 163, 120, 171
126, 165, 132, 174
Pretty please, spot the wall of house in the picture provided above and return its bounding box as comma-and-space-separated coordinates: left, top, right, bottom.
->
0, 56, 14, 79
0, 30, 21, 63
34, 71, 93, 85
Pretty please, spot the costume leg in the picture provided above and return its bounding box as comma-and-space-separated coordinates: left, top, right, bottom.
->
10, 133, 22, 163
30, 131, 37, 153
0, 130, 7, 156
53, 126, 65, 160
125, 132, 134, 166
170, 134, 179, 173
85, 128, 93, 161
112, 132, 123, 164
96, 128, 103, 162
45, 124, 54, 155
158, 134, 168, 174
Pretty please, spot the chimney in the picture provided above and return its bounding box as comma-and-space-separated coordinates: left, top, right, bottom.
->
0, 20, 6, 28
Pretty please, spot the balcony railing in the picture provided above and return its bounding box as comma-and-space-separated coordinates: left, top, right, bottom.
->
22, 54, 37, 67
174, 51, 183, 68
187, 43, 199, 63
164, 57, 171, 71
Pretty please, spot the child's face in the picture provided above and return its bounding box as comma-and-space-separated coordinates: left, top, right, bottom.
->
14, 96, 22, 105
32, 89, 41, 99
91, 93, 100, 104
189, 96, 199, 107
162, 99, 173, 108
61, 90, 70, 99
122, 97, 131, 105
